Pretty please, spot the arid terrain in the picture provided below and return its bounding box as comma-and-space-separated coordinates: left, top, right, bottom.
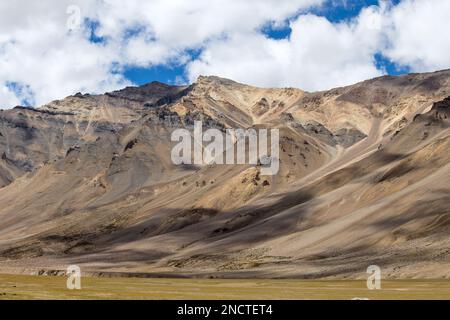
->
0, 70, 449, 279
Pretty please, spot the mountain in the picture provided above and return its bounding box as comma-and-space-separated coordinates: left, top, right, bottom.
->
0, 70, 449, 279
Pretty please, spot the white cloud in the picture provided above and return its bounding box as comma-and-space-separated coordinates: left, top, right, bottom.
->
188, 0, 450, 90
0, 0, 131, 108
187, 6, 386, 91
383, 0, 450, 72
1, 0, 450, 109
0, 0, 323, 108
0, 85, 20, 109
92, 0, 324, 45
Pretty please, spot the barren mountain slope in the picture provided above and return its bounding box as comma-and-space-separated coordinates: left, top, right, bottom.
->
0, 70, 449, 279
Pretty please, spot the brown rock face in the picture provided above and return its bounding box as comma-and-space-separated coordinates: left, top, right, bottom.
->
0, 70, 450, 279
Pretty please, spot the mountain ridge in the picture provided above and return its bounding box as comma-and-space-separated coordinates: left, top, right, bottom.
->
0, 70, 449, 279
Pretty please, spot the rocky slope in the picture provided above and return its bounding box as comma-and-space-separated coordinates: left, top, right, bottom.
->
0, 70, 449, 279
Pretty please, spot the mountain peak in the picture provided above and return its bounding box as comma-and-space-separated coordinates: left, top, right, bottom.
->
196, 75, 241, 86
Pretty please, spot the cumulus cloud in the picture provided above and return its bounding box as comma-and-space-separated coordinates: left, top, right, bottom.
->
188, 0, 450, 90
91, 0, 324, 45
188, 5, 387, 90
0, 0, 131, 108
383, 0, 450, 72
0, 0, 323, 108
0, 85, 20, 108
0, 0, 450, 109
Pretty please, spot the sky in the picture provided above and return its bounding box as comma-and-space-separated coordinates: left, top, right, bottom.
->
1, 0, 450, 108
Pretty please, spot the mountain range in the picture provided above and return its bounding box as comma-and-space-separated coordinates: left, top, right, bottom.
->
0, 70, 449, 279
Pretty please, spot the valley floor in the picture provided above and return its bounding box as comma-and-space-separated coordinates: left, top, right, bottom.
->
0, 274, 449, 300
